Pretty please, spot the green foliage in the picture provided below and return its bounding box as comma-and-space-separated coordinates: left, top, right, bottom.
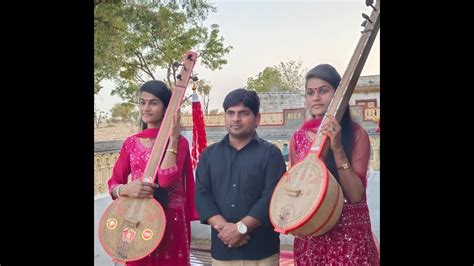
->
94, 2, 128, 94
246, 67, 282, 93
94, 1, 232, 106
208, 108, 220, 114
276, 59, 306, 91
246, 59, 306, 93
111, 80, 140, 103
111, 102, 136, 122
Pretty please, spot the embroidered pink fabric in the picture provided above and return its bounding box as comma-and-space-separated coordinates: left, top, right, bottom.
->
108, 128, 198, 265
289, 119, 379, 265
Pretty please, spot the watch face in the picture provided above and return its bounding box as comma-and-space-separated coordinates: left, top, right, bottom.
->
238, 222, 247, 234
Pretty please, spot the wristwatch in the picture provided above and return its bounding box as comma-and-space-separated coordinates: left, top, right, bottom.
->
236, 221, 248, 235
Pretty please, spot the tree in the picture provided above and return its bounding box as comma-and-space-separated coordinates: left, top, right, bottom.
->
111, 102, 136, 123
246, 59, 306, 92
194, 79, 211, 114
94, 2, 128, 94
246, 67, 282, 93
94, 1, 232, 105
208, 108, 220, 114
276, 59, 306, 91
94, 110, 109, 128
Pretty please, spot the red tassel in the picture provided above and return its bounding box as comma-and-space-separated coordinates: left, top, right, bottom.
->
191, 90, 207, 170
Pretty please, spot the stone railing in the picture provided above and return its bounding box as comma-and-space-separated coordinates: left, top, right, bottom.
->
181, 112, 285, 127
364, 107, 380, 121
94, 140, 125, 196
94, 135, 380, 196
369, 135, 380, 170
94, 152, 120, 196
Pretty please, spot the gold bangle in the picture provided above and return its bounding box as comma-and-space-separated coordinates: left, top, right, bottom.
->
166, 148, 177, 155
337, 162, 351, 170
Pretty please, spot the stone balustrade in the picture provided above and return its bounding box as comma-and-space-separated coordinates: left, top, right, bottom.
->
94, 136, 379, 196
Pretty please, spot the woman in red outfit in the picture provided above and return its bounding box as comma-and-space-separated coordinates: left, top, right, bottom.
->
107, 80, 199, 265
289, 64, 379, 265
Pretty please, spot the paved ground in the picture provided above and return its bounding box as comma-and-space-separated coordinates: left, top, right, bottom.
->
190, 248, 294, 266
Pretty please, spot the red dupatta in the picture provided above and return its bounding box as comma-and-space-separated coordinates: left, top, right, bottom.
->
299, 118, 322, 132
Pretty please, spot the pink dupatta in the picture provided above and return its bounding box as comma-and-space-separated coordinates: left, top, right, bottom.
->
134, 128, 199, 222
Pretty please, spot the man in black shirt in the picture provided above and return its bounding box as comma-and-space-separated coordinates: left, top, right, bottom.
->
195, 88, 287, 265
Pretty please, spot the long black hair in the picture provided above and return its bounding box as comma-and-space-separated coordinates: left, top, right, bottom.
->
138, 80, 172, 207
305, 64, 355, 182
324, 110, 354, 182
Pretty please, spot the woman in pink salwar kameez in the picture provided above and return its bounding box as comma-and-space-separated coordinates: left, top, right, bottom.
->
107, 80, 199, 266
290, 64, 379, 265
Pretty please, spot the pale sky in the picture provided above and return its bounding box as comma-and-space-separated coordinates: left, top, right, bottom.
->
95, 0, 380, 113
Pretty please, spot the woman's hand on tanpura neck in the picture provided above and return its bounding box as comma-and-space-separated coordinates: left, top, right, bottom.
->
320, 114, 343, 152
160, 109, 180, 170
321, 114, 364, 203
120, 179, 155, 198
170, 110, 181, 142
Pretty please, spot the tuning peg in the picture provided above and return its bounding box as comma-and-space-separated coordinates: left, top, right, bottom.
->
365, 0, 377, 11
362, 13, 373, 24
177, 74, 182, 80
361, 14, 372, 33
187, 53, 194, 61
